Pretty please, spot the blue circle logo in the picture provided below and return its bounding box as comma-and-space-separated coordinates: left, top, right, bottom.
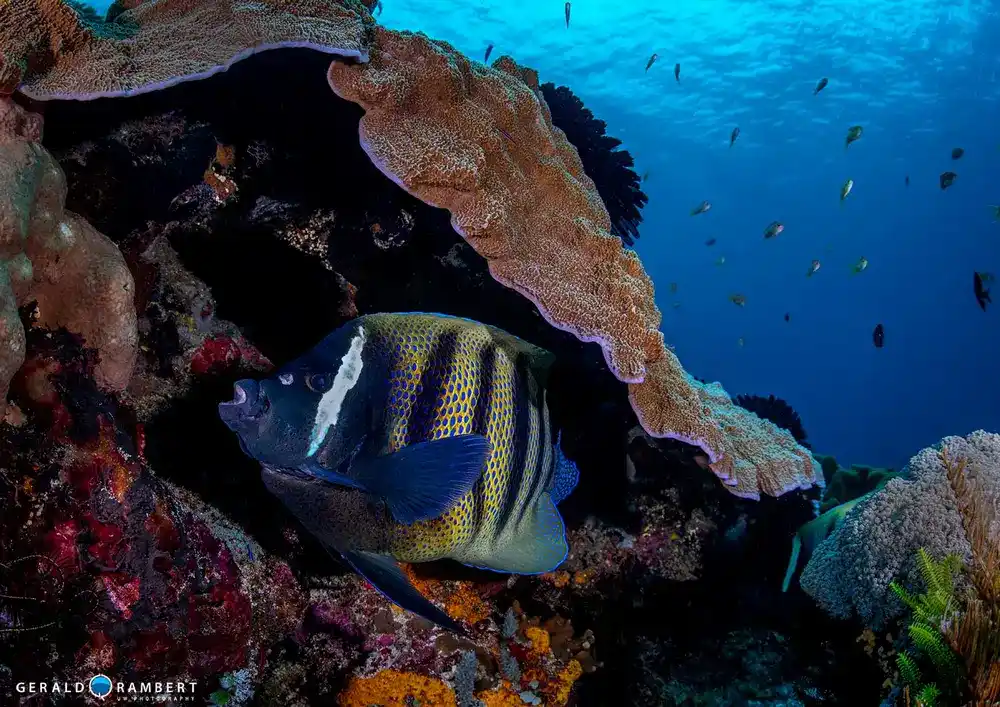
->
89, 675, 112, 699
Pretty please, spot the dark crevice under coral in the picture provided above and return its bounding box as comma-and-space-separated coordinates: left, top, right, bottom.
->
27, 47, 882, 705
539, 82, 648, 247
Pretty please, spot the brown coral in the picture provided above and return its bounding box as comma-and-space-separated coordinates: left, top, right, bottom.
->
326, 28, 820, 499
3, 0, 374, 100
0, 97, 137, 410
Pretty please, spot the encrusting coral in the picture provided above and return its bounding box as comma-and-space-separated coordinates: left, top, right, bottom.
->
538, 82, 647, 248
1, 0, 374, 100
0, 96, 137, 412
327, 27, 821, 500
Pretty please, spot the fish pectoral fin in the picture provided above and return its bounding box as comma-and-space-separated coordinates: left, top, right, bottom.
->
356, 434, 490, 525
299, 459, 366, 490
456, 492, 569, 575
340, 550, 467, 635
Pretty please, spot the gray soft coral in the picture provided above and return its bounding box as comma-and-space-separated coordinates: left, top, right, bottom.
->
799, 430, 1000, 629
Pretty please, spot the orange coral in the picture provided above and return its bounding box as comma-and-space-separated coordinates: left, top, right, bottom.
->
476, 684, 525, 707
3, 0, 373, 100
326, 28, 821, 500
548, 660, 583, 705
525, 626, 551, 655
0, 97, 137, 412
401, 564, 489, 624
339, 670, 457, 707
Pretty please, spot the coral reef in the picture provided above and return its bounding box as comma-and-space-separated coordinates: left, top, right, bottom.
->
734, 392, 810, 449
0, 41, 883, 705
327, 28, 820, 500
2, 0, 373, 100
800, 430, 1000, 628
0, 96, 136, 415
538, 82, 647, 248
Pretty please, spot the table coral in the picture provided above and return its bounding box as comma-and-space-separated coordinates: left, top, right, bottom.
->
3, 0, 374, 100
326, 28, 820, 500
0, 97, 136, 414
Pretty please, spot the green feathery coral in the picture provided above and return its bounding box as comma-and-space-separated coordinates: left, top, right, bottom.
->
889, 548, 966, 704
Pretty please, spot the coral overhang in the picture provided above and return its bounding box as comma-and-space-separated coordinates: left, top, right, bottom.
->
327, 28, 821, 499
2, 0, 374, 100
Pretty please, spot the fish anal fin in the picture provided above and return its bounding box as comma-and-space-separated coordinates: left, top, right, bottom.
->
456, 492, 568, 575
341, 550, 468, 635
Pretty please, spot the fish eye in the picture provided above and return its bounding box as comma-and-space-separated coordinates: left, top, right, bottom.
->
306, 373, 332, 393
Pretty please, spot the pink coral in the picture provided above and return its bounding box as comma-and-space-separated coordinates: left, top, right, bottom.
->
327, 29, 820, 499
0, 96, 137, 409
2, 0, 373, 100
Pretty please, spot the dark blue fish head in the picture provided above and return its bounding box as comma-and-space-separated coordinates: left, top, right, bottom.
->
219, 323, 381, 471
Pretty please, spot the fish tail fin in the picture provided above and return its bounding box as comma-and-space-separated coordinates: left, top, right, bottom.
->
782, 534, 803, 592
549, 432, 580, 505
357, 434, 490, 524
456, 491, 569, 575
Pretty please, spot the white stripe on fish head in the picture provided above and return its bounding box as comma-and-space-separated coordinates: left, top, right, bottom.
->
307, 327, 367, 457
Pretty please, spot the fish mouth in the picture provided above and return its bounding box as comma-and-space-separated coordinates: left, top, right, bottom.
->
219, 379, 269, 426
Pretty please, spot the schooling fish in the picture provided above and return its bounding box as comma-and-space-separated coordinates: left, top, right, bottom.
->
485, 43, 494, 63
806, 259, 821, 277
853, 256, 868, 274
729, 293, 746, 307
690, 200, 711, 216
840, 178, 854, 204
940, 171, 957, 190
974, 272, 992, 311
565, 1, 570, 27
845, 125, 863, 150
951, 147, 964, 160
670, 282, 679, 294
873, 323, 885, 348
905, 175, 910, 187
814, 77, 828, 94
674, 63, 681, 82
705, 238, 717, 246
990, 205, 999, 221
645, 53, 658, 72
784, 313, 790, 322
730, 127, 740, 148
715, 256, 726, 266
763, 221, 784, 239
219, 313, 579, 633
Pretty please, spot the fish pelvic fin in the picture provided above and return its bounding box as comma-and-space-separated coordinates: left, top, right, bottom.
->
781, 534, 802, 592
455, 491, 569, 575
357, 434, 490, 525
340, 550, 468, 635
550, 432, 580, 505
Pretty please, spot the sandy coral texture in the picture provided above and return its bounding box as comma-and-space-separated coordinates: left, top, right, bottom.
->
2, 0, 373, 100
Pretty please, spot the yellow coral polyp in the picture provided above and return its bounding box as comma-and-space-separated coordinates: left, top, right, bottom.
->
476, 681, 524, 707
524, 626, 551, 655
550, 660, 583, 705
339, 670, 457, 707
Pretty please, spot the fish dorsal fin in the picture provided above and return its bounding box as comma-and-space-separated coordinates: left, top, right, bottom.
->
340, 550, 468, 635
454, 491, 569, 575
483, 324, 555, 387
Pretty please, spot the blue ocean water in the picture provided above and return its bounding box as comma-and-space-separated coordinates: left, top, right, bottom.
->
82, 0, 1000, 471
375, 0, 1000, 470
